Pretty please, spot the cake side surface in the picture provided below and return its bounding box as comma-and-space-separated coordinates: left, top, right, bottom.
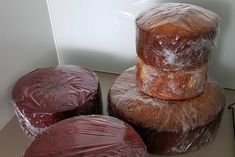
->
136, 57, 207, 100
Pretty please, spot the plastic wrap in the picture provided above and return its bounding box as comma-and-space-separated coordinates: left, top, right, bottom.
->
12, 65, 102, 137
108, 67, 225, 155
136, 3, 220, 71
136, 57, 207, 100
24, 115, 148, 157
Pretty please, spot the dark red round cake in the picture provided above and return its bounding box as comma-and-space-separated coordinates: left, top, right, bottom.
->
24, 115, 148, 157
12, 65, 102, 137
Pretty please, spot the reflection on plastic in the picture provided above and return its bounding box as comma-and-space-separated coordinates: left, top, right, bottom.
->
12, 65, 102, 137
24, 115, 148, 157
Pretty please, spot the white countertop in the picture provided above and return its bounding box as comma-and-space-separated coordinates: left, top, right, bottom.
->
0, 72, 234, 157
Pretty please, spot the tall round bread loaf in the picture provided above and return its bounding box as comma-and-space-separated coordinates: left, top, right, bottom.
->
136, 3, 219, 71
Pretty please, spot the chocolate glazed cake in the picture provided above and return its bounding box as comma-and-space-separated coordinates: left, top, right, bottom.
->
24, 115, 148, 157
108, 67, 225, 155
12, 65, 102, 137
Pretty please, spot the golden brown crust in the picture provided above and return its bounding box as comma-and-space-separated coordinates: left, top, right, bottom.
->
108, 67, 224, 132
136, 3, 219, 70
136, 3, 219, 36
136, 57, 207, 100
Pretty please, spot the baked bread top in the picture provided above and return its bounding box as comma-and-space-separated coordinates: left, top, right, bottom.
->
136, 3, 219, 37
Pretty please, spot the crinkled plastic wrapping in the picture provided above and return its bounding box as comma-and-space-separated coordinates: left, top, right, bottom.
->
136, 57, 207, 100
24, 115, 148, 157
108, 67, 225, 155
12, 65, 102, 138
136, 3, 220, 71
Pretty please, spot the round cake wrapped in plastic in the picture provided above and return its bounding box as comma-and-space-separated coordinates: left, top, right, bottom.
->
12, 65, 102, 137
136, 3, 220, 71
136, 57, 207, 100
108, 67, 225, 155
24, 115, 148, 157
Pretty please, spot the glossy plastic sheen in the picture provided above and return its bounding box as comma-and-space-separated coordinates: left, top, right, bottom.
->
12, 65, 102, 137
108, 67, 225, 155
136, 57, 207, 100
136, 3, 220, 71
24, 115, 148, 157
